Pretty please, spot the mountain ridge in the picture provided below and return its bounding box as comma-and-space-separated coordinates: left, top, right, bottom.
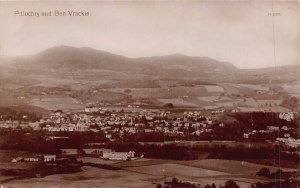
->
5, 45, 239, 76
2, 45, 298, 70
1, 45, 299, 82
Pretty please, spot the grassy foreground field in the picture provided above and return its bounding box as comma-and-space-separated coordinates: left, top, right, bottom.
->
1, 158, 298, 188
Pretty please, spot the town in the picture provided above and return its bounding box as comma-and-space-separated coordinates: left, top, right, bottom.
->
1, 105, 299, 187
0, 104, 299, 147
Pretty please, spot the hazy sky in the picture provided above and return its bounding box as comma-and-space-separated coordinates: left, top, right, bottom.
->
0, 1, 299, 69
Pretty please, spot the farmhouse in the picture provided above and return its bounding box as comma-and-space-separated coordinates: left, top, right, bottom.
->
84, 148, 112, 155
24, 157, 40, 162
11, 157, 24, 162
11, 156, 40, 162
267, 126, 279, 131
44, 155, 56, 162
102, 151, 135, 160
84, 106, 99, 113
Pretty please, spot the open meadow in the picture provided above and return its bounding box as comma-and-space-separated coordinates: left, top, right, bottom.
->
1, 155, 298, 188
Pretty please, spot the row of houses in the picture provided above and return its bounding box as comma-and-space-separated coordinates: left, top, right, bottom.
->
12, 155, 56, 162
1, 106, 297, 143
61, 148, 142, 161
276, 137, 300, 148
33, 108, 217, 140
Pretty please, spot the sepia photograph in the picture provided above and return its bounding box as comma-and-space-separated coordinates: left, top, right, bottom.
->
0, 0, 299, 187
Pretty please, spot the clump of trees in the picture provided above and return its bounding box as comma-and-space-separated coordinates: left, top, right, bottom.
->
163, 103, 174, 109
0, 129, 108, 154
156, 178, 241, 188
205, 181, 240, 188
281, 96, 299, 111
220, 181, 240, 188
106, 142, 300, 161
0, 129, 60, 154
232, 112, 298, 130
156, 177, 200, 188
251, 180, 300, 188
0, 107, 41, 122
124, 89, 131, 93
204, 183, 217, 188
256, 167, 296, 181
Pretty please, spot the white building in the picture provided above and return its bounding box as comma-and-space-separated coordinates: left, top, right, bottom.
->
102, 151, 135, 160
44, 155, 56, 162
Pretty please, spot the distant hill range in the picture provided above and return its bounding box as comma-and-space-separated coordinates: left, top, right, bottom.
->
1, 45, 299, 83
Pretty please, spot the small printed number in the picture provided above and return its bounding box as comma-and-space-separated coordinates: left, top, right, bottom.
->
268, 12, 281, 16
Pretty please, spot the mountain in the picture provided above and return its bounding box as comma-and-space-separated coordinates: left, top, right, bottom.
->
136, 53, 237, 73
11, 45, 135, 71
1, 45, 298, 83
3, 46, 237, 75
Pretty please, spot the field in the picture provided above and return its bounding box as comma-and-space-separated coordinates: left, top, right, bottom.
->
197, 96, 220, 102
155, 95, 287, 111
0, 91, 28, 106
255, 99, 282, 106
238, 106, 290, 112
237, 84, 269, 91
1, 156, 298, 188
0, 150, 42, 163
0, 74, 293, 113
157, 98, 198, 107
106, 86, 209, 99
204, 85, 224, 93
282, 82, 300, 93
282, 82, 300, 98
100, 83, 291, 112
30, 96, 84, 111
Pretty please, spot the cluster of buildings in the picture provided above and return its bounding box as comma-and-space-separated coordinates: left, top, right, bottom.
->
279, 112, 295, 122
0, 106, 298, 148
35, 108, 217, 139
101, 151, 140, 160
11, 149, 141, 163
243, 125, 293, 140
11, 155, 56, 162
276, 137, 300, 148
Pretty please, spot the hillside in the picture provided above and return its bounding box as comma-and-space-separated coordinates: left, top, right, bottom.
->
0, 45, 299, 84
1, 46, 238, 80
10, 46, 135, 71
240, 65, 300, 83
136, 54, 238, 73
0, 46, 299, 111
